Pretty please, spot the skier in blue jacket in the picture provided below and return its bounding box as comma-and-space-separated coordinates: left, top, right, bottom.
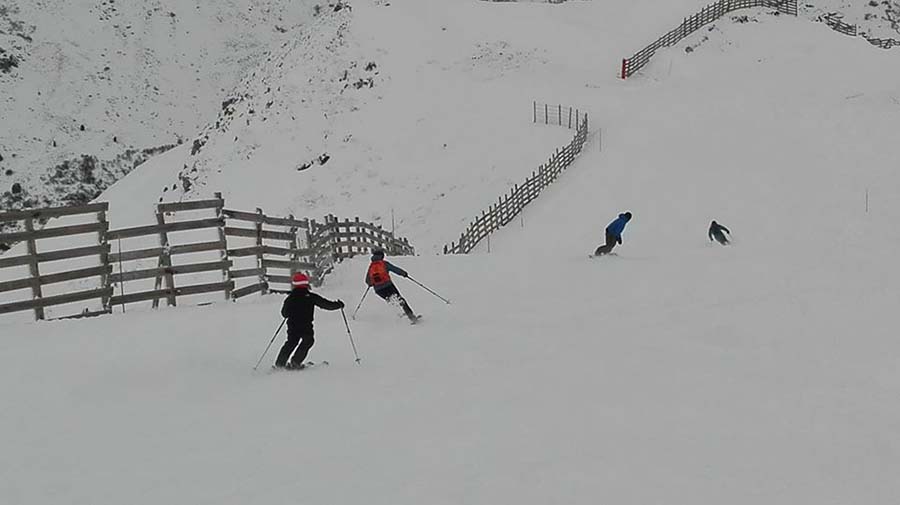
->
594, 211, 632, 256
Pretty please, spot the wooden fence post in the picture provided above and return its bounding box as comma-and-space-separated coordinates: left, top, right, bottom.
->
288, 214, 301, 276
255, 207, 268, 295
303, 218, 313, 273
309, 218, 320, 283
24, 217, 45, 321
214, 192, 232, 301
554, 149, 560, 178
325, 215, 337, 261
96, 207, 111, 312
353, 217, 360, 256
153, 207, 177, 308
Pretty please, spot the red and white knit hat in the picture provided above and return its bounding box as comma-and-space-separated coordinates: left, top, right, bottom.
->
291, 272, 310, 288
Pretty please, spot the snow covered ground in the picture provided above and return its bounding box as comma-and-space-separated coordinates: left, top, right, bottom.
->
803, 0, 900, 39
3, 0, 900, 503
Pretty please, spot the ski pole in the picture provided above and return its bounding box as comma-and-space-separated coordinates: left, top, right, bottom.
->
253, 318, 286, 371
341, 308, 361, 364
352, 286, 370, 320
407, 276, 451, 304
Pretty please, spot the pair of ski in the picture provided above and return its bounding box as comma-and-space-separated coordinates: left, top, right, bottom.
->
271, 360, 329, 373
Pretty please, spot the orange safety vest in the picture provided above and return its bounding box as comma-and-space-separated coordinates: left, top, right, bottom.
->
368, 260, 391, 287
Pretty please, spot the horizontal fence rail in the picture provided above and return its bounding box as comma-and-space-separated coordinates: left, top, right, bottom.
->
444, 104, 589, 255
621, 0, 798, 79
818, 13, 900, 50
1, 196, 415, 321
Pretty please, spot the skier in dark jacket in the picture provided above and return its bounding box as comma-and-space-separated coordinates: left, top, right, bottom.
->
709, 220, 731, 245
365, 249, 419, 323
594, 211, 632, 256
274, 272, 344, 369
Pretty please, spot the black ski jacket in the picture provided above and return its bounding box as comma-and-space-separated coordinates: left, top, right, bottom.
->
708, 222, 730, 241
281, 288, 342, 335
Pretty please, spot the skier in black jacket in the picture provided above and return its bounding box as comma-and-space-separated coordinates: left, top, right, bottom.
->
274, 272, 344, 369
708, 220, 731, 245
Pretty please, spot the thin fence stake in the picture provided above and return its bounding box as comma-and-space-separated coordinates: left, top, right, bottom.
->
24, 217, 44, 321
117, 237, 126, 313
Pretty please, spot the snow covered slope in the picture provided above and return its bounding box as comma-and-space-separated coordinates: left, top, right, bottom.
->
93, 0, 900, 254
3, 2, 900, 504
0, 0, 317, 213
102, 0, 583, 251
803, 0, 900, 39
6, 0, 893, 249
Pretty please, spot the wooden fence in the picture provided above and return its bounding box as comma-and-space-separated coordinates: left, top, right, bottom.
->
620, 0, 798, 79
444, 107, 589, 255
223, 206, 310, 298
1, 197, 414, 321
819, 13, 900, 50
107, 195, 233, 311
0, 203, 112, 320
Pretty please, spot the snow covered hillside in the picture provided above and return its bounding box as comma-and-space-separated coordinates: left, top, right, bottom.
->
3, 0, 900, 503
3, 0, 896, 248
0, 0, 317, 217
90, 0, 900, 253
803, 0, 900, 39
102, 0, 582, 251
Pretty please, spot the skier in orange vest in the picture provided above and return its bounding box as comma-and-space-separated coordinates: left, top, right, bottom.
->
365, 249, 419, 323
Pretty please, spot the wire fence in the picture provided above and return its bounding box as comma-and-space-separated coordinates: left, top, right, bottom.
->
621, 0, 798, 79
444, 104, 590, 255
818, 13, 900, 50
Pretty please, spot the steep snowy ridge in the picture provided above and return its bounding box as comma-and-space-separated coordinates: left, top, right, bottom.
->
0, 0, 318, 215
103, 0, 900, 253
178, 4, 364, 191
109, 0, 579, 251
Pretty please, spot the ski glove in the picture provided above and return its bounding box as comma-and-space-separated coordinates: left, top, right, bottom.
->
617, 237, 622, 245
337, 300, 345, 309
